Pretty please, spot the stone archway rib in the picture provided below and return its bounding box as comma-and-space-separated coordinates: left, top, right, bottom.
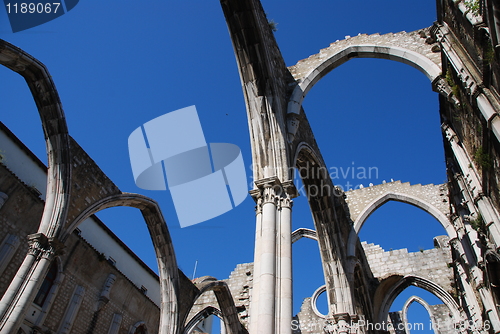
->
375, 275, 462, 325
0, 39, 71, 239
183, 306, 224, 334
287, 30, 442, 117
291, 228, 318, 243
66, 193, 180, 334
184, 276, 247, 334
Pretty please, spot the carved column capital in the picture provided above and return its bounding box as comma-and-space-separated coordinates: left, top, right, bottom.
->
27, 233, 64, 260
250, 190, 264, 215
279, 196, 293, 210
27, 233, 47, 257
252, 178, 298, 210
254, 176, 282, 205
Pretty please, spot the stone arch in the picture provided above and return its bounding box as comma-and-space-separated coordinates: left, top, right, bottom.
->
291, 228, 317, 243
293, 143, 354, 314
374, 275, 461, 325
310, 285, 328, 318
183, 276, 246, 334
183, 306, 223, 334
64, 193, 180, 334
346, 182, 455, 258
352, 191, 451, 233
0, 39, 71, 239
129, 321, 147, 334
292, 142, 324, 172
351, 262, 375, 321
401, 295, 438, 334
287, 32, 442, 118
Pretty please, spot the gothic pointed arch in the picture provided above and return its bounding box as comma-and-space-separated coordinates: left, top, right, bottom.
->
64, 192, 180, 334
129, 321, 147, 334
0, 39, 71, 239
401, 295, 438, 334
292, 143, 355, 315
345, 182, 455, 258
182, 276, 247, 334
374, 275, 462, 325
183, 306, 223, 334
286, 31, 442, 119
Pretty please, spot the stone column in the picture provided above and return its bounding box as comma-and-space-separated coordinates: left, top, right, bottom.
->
276, 182, 295, 334
255, 178, 278, 334
0, 233, 62, 334
452, 257, 483, 327
250, 178, 296, 334
443, 125, 500, 247
477, 286, 500, 333
249, 177, 286, 334
249, 191, 263, 333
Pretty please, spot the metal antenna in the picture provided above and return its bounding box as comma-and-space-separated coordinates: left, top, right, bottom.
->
192, 260, 198, 280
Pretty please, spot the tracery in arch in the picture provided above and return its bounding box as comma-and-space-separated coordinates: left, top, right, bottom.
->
374, 275, 462, 326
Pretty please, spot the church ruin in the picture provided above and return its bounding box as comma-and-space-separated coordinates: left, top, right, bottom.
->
1, 0, 500, 333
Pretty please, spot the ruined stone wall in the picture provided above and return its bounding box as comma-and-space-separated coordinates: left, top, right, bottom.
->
345, 181, 449, 230
361, 242, 453, 292
41, 233, 160, 334
0, 160, 162, 334
437, 0, 500, 212
0, 163, 43, 298
292, 297, 329, 334
187, 263, 253, 330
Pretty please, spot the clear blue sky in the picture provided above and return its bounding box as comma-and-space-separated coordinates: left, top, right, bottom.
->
0, 1, 447, 332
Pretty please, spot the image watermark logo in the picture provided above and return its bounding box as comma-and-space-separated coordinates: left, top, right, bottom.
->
249, 161, 379, 199
128, 105, 248, 228
291, 318, 495, 333
3, 0, 79, 32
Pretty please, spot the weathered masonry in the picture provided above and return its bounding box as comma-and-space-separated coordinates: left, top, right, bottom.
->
1, 0, 500, 333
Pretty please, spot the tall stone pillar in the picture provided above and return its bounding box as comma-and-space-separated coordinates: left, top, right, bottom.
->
250, 178, 296, 334
252, 178, 278, 334
443, 125, 500, 247
249, 192, 263, 333
0, 233, 62, 334
276, 181, 295, 334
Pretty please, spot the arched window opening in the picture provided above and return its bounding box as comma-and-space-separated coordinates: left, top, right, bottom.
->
184, 305, 224, 334
133, 324, 147, 334
302, 58, 445, 192
94, 207, 156, 272
0, 66, 47, 166
359, 201, 446, 252
390, 286, 444, 334
206, 315, 224, 334
34, 261, 58, 307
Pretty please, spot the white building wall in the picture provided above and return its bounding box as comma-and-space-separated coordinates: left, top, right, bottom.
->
0, 124, 161, 306
0, 129, 47, 199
